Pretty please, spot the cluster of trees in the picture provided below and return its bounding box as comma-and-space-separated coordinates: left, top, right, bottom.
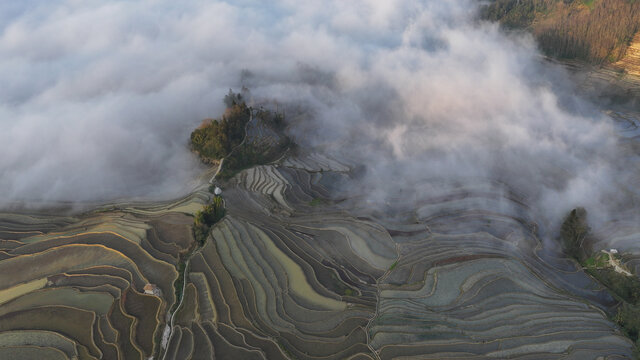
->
560, 207, 592, 262
255, 108, 286, 131
559, 207, 640, 352
190, 91, 250, 161
481, 0, 557, 28
482, 0, 640, 64
193, 196, 225, 246
194, 195, 225, 228
190, 90, 292, 180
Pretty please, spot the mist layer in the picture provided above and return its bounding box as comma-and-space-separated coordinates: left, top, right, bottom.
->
0, 0, 635, 226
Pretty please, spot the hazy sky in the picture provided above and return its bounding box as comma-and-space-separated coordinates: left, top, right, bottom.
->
0, 0, 636, 227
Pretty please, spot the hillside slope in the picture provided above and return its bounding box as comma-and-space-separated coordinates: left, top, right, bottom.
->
482, 0, 640, 69
615, 32, 640, 76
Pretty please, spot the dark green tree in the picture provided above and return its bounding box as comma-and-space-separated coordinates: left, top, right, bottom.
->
560, 207, 592, 262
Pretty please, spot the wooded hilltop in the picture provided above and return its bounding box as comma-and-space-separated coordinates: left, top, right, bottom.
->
481, 0, 640, 65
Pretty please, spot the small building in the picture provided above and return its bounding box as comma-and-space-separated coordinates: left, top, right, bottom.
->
610, 248, 619, 254
144, 283, 161, 296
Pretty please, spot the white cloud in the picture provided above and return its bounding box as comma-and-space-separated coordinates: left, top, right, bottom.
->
0, 0, 636, 232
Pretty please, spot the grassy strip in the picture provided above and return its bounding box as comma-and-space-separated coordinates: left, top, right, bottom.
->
309, 198, 327, 206
388, 261, 399, 271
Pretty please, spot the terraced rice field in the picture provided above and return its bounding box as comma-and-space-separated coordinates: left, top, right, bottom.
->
164, 149, 636, 358
0, 191, 209, 360
2, 112, 640, 358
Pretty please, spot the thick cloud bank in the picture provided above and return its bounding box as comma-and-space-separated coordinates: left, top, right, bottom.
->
0, 0, 635, 224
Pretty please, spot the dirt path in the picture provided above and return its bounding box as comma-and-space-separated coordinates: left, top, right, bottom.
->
602, 250, 632, 276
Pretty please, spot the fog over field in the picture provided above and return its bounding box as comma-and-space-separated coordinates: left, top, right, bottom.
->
0, 0, 634, 227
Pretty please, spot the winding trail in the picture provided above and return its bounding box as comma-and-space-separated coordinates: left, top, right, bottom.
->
159, 110, 254, 359
364, 242, 400, 360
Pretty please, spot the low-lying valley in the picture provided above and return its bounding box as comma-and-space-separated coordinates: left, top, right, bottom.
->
1, 89, 640, 359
